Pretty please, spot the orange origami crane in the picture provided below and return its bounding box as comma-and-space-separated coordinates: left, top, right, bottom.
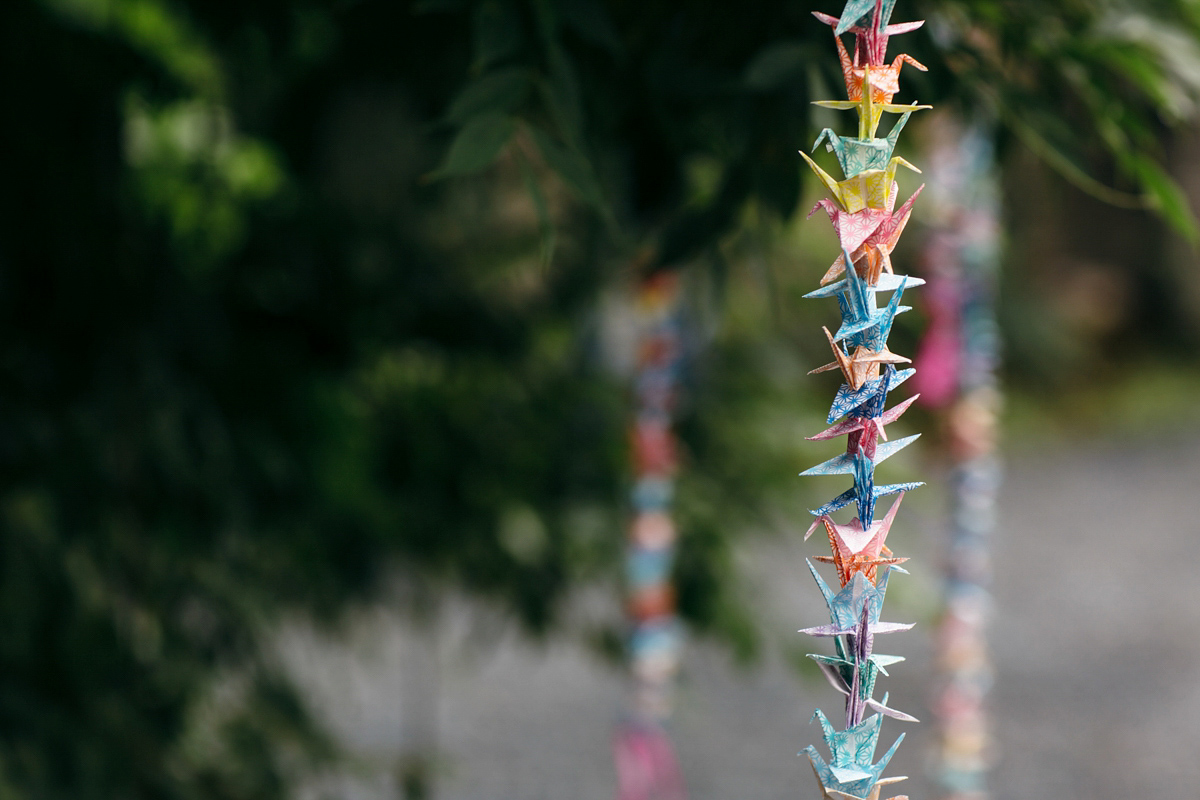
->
829, 32, 926, 105
810, 326, 910, 391
805, 493, 909, 586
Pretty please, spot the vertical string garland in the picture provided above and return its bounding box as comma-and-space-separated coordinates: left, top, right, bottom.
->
797, 3, 929, 800
614, 272, 687, 800
913, 114, 1002, 800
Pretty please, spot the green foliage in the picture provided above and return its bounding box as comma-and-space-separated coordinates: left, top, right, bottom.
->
429, 113, 517, 176
922, 0, 1200, 239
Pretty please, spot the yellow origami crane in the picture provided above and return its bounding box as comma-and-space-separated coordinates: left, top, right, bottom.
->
814, 65, 931, 139
801, 151, 919, 213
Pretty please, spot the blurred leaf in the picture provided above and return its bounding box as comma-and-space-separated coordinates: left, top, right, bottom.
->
744, 40, 808, 91
528, 123, 605, 213
446, 67, 531, 124
472, 0, 523, 71
429, 113, 516, 177
542, 46, 584, 145
560, 0, 623, 58
1129, 152, 1200, 242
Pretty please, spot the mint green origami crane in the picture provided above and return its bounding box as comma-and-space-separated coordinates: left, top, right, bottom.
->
812, 111, 914, 178
803, 710, 907, 800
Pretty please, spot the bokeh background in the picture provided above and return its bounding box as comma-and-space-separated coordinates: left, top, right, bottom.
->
4, 0, 1200, 798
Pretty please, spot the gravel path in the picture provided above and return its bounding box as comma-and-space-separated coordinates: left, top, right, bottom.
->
280, 429, 1200, 800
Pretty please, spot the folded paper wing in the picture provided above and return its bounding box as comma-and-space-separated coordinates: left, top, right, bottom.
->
826, 367, 915, 424
800, 434, 919, 477
808, 394, 919, 444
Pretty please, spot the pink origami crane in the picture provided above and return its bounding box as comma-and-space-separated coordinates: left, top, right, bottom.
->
813, 9, 925, 69
815, 184, 925, 286
808, 393, 920, 458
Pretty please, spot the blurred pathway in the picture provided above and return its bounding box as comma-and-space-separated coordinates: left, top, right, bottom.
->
281, 429, 1200, 800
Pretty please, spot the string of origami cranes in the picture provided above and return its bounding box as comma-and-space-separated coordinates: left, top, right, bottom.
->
614, 273, 687, 800
916, 116, 1001, 800
797, 2, 931, 800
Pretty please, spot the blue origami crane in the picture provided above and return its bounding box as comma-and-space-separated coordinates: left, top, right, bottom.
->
836, 278, 910, 351
826, 366, 914, 424
800, 433, 919, 476
808, 448, 923, 525
820, 250, 911, 348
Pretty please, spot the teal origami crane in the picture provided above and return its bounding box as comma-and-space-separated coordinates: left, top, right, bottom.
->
799, 564, 912, 637
833, 0, 897, 35
803, 710, 907, 800
813, 111, 914, 178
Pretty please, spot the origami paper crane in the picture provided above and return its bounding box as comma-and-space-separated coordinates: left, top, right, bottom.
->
806, 589, 917, 727
836, 280, 910, 354
813, 66, 930, 140
805, 271, 924, 301
811, 651, 917, 723
809, 448, 923, 526
817, 185, 925, 286
808, 201, 890, 257
826, 366, 914, 424
813, 112, 914, 179
805, 494, 911, 586
800, 430, 918, 477
810, 326, 911, 391
802, 151, 921, 214
808, 393, 919, 453
825, 29, 927, 105
798, 5, 925, 798
801, 563, 911, 636
813, 8, 925, 69
834, 0, 898, 34
614, 723, 686, 800
803, 710, 907, 800
632, 475, 673, 511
